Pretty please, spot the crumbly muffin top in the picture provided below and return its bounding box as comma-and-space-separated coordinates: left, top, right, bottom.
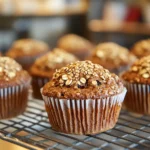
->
42, 61, 124, 99
6, 39, 49, 57
122, 55, 150, 84
0, 57, 22, 81
58, 34, 93, 52
34, 48, 78, 70
89, 42, 137, 70
131, 39, 150, 58
30, 48, 78, 78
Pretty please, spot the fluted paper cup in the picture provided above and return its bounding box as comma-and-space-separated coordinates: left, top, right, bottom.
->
123, 81, 150, 115
32, 76, 49, 100
41, 88, 127, 135
0, 82, 30, 119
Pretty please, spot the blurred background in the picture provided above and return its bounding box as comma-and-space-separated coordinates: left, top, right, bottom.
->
0, 0, 150, 53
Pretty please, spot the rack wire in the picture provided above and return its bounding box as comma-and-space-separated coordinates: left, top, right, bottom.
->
0, 98, 150, 150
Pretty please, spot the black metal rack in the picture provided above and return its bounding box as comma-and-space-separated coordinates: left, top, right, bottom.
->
0, 98, 150, 150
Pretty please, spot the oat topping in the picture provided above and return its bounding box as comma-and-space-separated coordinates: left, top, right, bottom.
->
94, 42, 136, 65
34, 48, 78, 70
130, 55, 150, 79
50, 61, 123, 95
0, 57, 22, 81
12, 39, 48, 54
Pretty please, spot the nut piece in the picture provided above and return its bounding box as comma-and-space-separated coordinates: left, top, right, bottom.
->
80, 77, 86, 84
62, 74, 68, 80
92, 80, 97, 86
142, 73, 149, 79
132, 66, 138, 72
65, 79, 72, 86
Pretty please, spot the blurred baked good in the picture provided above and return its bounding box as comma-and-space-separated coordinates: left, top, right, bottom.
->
57, 34, 93, 60
6, 38, 49, 70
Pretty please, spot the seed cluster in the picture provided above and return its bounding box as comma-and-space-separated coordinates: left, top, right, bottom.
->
0, 57, 22, 81
51, 61, 123, 95
130, 55, 150, 80
95, 42, 136, 65
12, 39, 48, 54
35, 48, 78, 70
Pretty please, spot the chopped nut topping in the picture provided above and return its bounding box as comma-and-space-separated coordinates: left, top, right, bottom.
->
80, 77, 86, 84
0, 57, 22, 81
129, 55, 150, 80
93, 42, 137, 66
62, 74, 68, 80
34, 48, 78, 70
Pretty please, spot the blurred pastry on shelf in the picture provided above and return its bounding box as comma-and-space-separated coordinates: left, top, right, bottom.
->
30, 48, 78, 99
41, 60, 126, 135
6, 38, 49, 70
0, 57, 31, 119
87, 42, 137, 74
131, 39, 150, 58
121, 55, 150, 114
57, 34, 94, 60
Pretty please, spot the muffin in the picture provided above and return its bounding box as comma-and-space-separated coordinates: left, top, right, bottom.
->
131, 39, 150, 58
30, 48, 78, 99
88, 42, 137, 74
122, 55, 150, 114
6, 39, 49, 70
57, 34, 93, 60
41, 61, 127, 135
0, 57, 31, 119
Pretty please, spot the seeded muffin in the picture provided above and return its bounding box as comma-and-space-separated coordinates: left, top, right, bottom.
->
0, 57, 31, 119
122, 55, 150, 114
41, 61, 126, 135
30, 48, 78, 99
131, 39, 150, 58
6, 39, 49, 70
88, 42, 137, 74
57, 34, 93, 60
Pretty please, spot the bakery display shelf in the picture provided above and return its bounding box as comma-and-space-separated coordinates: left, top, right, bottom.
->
0, 98, 150, 150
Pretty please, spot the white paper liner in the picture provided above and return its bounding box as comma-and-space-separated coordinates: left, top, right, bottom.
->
32, 76, 49, 100
41, 88, 127, 135
0, 83, 30, 119
124, 81, 150, 114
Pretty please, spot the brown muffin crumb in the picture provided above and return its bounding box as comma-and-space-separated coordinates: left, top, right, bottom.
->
0, 57, 22, 81
131, 39, 150, 58
42, 61, 124, 99
89, 42, 137, 70
122, 55, 150, 84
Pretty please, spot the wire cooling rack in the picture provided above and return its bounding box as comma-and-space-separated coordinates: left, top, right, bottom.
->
0, 98, 150, 150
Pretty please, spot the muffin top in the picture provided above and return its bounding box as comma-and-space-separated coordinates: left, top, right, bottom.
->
6, 39, 49, 58
30, 48, 78, 78
89, 42, 137, 70
42, 61, 124, 99
57, 34, 93, 58
131, 39, 150, 58
122, 55, 150, 84
0, 57, 31, 88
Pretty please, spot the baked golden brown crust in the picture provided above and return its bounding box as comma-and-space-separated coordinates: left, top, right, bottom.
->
0, 57, 31, 88
57, 34, 93, 60
122, 55, 150, 84
88, 42, 137, 70
6, 38, 49, 58
42, 61, 124, 99
131, 39, 150, 58
30, 48, 78, 78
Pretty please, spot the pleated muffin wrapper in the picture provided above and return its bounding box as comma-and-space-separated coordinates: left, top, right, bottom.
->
123, 81, 150, 115
32, 76, 50, 100
0, 82, 30, 119
41, 88, 127, 135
